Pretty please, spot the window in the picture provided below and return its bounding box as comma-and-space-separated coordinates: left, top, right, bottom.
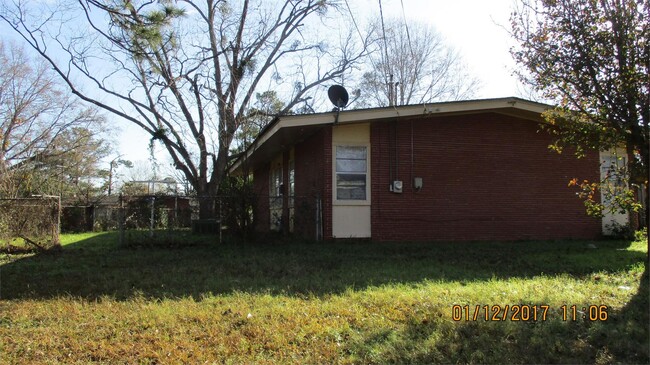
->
600, 154, 627, 206
336, 146, 367, 200
601, 155, 626, 184
269, 164, 283, 231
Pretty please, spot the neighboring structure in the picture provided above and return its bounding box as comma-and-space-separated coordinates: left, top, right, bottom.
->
61, 195, 192, 232
231, 97, 627, 241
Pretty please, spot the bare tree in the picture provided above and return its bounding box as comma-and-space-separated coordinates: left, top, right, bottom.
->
0, 42, 110, 198
358, 17, 480, 107
1, 0, 368, 219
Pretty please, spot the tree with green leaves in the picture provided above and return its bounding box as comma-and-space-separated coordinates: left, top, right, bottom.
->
105, 155, 133, 196
1, 0, 368, 219
26, 126, 112, 200
0, 42, 111, 199
233, 90, 286, 155
511, 0, 649, 232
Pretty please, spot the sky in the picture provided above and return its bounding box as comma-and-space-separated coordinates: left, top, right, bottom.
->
2, 0, 526, 179
118, 0, 525, 169
367, 0, 523, 98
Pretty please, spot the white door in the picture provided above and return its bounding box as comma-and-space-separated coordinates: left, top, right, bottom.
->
331, 133, 371, 238
599, 151, 629, 234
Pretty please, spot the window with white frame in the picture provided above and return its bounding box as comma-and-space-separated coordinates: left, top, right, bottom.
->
335, 145, 367, 200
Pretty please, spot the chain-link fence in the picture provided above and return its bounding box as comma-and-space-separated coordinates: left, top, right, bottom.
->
56, 193, 323, 246
0, 196, 61, 253
257, 194, 323, 240
70, 194, 252, 247
113, 195, 196, 247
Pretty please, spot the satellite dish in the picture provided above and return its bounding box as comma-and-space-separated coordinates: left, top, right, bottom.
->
328, 85, 349, 108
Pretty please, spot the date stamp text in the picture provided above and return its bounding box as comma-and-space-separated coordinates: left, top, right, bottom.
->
451, 304, 609, 322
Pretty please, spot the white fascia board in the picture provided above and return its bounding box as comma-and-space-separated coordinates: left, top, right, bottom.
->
281, 98, 550, 125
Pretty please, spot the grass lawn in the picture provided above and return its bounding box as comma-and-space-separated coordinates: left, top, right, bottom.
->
0, 232, 648, 364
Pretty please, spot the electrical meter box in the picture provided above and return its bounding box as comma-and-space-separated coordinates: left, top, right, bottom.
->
392, 180, 403, 193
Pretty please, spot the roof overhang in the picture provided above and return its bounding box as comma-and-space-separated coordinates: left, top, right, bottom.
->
230, 97, 552, 174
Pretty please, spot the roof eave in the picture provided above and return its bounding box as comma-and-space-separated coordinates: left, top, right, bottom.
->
229, 97, 552, 174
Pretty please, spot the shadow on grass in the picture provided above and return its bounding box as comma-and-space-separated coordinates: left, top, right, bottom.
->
2, 232, 646, 364
0, 231, 645, 302
344, 267, 649, 364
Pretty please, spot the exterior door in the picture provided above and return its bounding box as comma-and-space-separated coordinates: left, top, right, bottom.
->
332, 124, 371, 238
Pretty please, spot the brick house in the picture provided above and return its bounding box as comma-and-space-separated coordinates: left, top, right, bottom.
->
230, 97, 626, 241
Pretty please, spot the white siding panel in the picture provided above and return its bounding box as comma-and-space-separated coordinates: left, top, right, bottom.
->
332, 205, 371, 238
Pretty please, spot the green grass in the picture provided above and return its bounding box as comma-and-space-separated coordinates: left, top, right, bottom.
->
1, 232, 648, 364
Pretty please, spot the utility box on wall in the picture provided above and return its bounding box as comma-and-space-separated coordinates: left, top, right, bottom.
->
414, 177, 423, 191
391, 180, 403, 193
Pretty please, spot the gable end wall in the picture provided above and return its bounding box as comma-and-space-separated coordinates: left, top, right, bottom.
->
370, 113, 601, 241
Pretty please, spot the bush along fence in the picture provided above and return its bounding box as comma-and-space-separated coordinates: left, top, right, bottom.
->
0, 196, 61, 253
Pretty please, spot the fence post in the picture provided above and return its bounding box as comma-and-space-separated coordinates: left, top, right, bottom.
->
49, 196, 61, 247
316, 194, 322, 241
57, 195, 61, 237
118, 194, 124, 246
149, 196, 155, 238
174, 196, 178, 229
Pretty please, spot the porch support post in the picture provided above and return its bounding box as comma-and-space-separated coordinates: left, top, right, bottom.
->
282, 150, 291, 235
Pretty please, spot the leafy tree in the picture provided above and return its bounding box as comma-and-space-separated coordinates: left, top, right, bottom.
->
105, 156, 133, 196
0, 42, 111, 199
233, 90, 286, 154
24, 126, 112, 201
359, 17, 479, 107
120, 181, 150, 196
1, 0, 368, 219
511, 0, 649, 230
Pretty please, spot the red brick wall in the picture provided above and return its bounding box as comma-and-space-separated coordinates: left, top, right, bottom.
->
253, 164, 270, 233
370, 113, 601, 241
294, 126, 332, 239
322, 127, 333, 240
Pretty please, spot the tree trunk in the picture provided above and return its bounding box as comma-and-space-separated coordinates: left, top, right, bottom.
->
197, 180, 218, 219
197, 194, 215, 220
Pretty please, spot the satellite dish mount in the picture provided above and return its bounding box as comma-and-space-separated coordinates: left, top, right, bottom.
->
328, 85, 349, 124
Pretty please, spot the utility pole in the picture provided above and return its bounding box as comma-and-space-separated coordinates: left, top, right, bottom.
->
388, 73, 394, 106
107, 155, 123, 196
387, 74, 399, 106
